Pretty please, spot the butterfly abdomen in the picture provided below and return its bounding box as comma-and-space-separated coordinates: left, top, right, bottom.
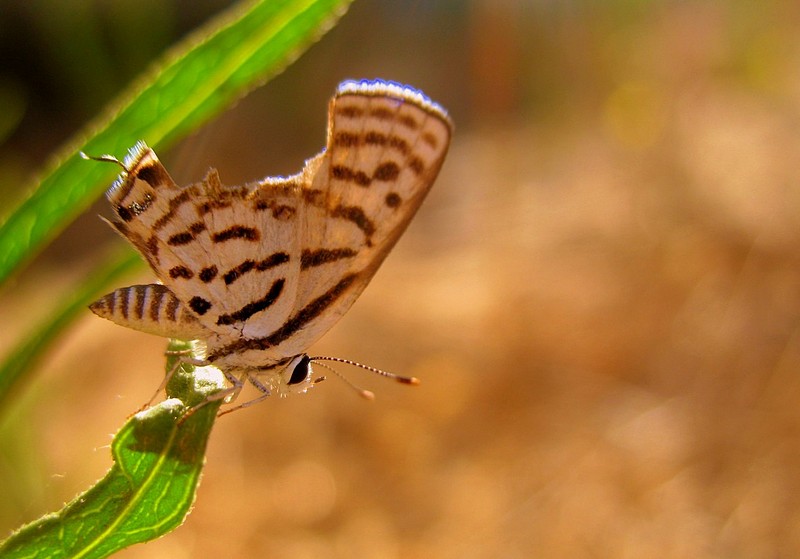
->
90, 283, 208, 340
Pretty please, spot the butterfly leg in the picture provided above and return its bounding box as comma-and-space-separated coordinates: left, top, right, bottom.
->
216, 373, 272, 417
176, 370, 244, 423
138, 354, 210, 412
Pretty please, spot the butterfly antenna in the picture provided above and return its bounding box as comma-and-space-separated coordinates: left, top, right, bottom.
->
312, 360, 375, 400
80, 151, 127, 170
310, 356, 421, 388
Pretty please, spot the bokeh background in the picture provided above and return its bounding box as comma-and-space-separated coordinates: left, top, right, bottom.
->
3, 1, 800, 557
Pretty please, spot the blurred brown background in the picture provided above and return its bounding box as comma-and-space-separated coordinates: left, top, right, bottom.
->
3, 1, 800, 557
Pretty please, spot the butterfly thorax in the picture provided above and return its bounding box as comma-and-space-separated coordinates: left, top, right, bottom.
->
206, 350, 315, 396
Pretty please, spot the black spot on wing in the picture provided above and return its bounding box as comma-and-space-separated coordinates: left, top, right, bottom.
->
212, 226, 260, 243
332, 165, 371, 187
408, 156, 425, 176
169, 266, 193, 279
253, 199, 296, 220
189, 296, 212, 316
116, 206, 133, 222
116, 192, 155, 222
258, 252, 291, 270
207, 274, 358, 361
331, 161, 402, 187
168, 222, 206, 246
146, 236, 159, 260
334, 130, 411, 157
152, 190, 191, 231
385, 192, 402, 208
422, 131, 439, 149
199, 199, 232, 214
168, 232, 194, 246
223, 252, 290, 285
370, 107, 394, 121
373, 161, 400, 182
336, 105, 363, 119
301, 248, 357, 269
399, 114, 420, 130
303, 188, 326, 207
264, 274, 357, 346
199, 266, 218, 282
331, 205, 375, 243
334, 131, 360, 147
223, 260, 254, 285
136, 163, 171, 187
216, 279, 285, 325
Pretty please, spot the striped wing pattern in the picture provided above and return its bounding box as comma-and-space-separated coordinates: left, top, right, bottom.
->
90, 79, 451, 390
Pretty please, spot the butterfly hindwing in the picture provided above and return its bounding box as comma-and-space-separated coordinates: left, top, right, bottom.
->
106, 152, 305, 341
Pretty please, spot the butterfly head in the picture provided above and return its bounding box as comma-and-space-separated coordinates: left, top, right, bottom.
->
276, 354, 324, 396
275, 354, 419, 400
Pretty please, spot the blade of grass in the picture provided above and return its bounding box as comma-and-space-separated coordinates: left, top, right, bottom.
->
0, 341, 226, 559
0, 248, 143, 408
0, 0, 352, 287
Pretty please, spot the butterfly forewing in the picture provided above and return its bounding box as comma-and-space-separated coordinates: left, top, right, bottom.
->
271, 83, 452, 356
92, 79, 451, 389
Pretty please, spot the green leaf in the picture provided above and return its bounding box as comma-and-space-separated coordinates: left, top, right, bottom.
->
0, 341, 226, 559
0, 249, 143, 408
0, 0, 353, 287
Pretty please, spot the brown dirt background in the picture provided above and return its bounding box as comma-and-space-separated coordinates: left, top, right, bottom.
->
3, 2, 800, 557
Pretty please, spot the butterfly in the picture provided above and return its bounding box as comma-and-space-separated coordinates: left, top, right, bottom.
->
88, 79, 452, 410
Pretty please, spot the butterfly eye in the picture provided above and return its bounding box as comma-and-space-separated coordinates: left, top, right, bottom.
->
287, 354, 312, 385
